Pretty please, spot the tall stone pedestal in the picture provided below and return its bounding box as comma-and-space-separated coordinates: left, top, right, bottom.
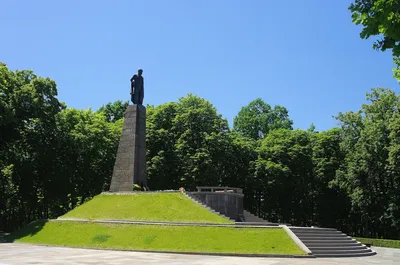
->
109, 105, 147, 192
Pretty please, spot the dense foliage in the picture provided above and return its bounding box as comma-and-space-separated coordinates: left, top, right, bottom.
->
233, 98, 293, 140
0, 65, 122, 232
1, 64, 400, 240
349, 0, 400, 81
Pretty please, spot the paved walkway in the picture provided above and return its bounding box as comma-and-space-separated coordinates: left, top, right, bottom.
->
0, 243, 399, 265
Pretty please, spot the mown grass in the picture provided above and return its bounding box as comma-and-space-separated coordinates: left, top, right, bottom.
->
61, 193, 231, 224
355, 237, 400, 249
8, 220, 305, 255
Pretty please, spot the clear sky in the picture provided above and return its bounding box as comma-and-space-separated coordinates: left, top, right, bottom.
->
1, 0, 398, 131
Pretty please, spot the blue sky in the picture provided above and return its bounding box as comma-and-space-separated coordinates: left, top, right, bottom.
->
1, 0, 398, 131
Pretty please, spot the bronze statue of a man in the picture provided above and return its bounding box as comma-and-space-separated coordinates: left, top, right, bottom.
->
130, 69, 144, 105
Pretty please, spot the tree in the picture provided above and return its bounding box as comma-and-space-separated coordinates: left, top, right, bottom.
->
250, 129, 314, 225
233, 98, 293, 140
146, 102, 180, 190
146, 94, 230, 190
311, 128, 349, 230
55, 108, 122, 205
222, 132, 258, 209
0, 64, 63, 231
0, 64, 125, 232
349, 0, 400, 81
97, 100, 129, 122
334, 88, 400, 239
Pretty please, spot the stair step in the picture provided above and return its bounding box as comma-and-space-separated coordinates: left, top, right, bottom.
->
305, 242, 361, 247
243, 211, 266, 221
290, 229, 344, 236
302, 239, 357, 244
288, 225, 376, 258
299, 236, 353, 241
314, 251, 376, 258
297, 236, 352, 241
295, 233, 345, 237
235, 222, 279, 226
311, 248, 372, 254
185, 193, 232, 221
297, 233, 348, 237
309, 245, 366, 251
289, 226, 338, 232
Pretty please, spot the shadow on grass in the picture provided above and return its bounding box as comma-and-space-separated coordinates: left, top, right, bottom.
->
0, 220, 47, 243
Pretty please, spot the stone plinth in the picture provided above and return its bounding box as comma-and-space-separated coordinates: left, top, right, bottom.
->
109, 105, 147, 192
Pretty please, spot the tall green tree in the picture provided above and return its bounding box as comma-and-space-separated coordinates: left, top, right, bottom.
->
0, 64, 63, 231
335, 88, 400, 238
146, 94, 230, 190
233, 98, 293, 140
349, 0, 400, 81
222, 133, 258, 204
311, 128, 349, 230
0, 64, 124, 232
250, 129, 314, 225
55, 108, 122, 207
146, 102, 180, 190
97, 100, 129, 122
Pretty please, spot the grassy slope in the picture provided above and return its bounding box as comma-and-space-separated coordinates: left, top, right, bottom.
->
355, 237, 400, 249
61, 193, 231, 224
10, 220, 305, 255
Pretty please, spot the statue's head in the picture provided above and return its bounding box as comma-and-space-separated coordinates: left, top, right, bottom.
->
138, 69, 143, 76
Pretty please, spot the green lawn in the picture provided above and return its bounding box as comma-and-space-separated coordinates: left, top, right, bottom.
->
9, 220, 305, 255
61, 193, 232, 224
355, 237, 400, 249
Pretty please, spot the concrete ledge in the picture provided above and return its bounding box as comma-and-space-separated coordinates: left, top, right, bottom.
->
189, 191, 244, 198
235, 222, 280, 226
17, 243, 313, 258
102, 190, 181, 195
196, 186, 243, 194
54, 218, 282, 228
282, 225, 313, 256
288, 226, 337, 230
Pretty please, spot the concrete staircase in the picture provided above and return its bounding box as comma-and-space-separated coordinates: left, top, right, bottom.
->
289, 227, 376, 257
183, 192, 235, 222
243, 210, 267, 222
237, 210, 280, 226
185, 194, 280, 226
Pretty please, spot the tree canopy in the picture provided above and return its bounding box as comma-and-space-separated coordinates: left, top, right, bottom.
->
233, 98, 293, 140
349, 0, 400, 81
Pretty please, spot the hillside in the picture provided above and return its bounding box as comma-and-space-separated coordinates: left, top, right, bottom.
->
61, 192, 232, 224
8, 220, 305, 255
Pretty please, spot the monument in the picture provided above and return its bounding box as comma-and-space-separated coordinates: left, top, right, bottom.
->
109, 69, 147, 192
130, 69, 144, 105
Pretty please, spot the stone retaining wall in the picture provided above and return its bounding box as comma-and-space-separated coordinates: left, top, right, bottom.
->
188, 191, 244, 221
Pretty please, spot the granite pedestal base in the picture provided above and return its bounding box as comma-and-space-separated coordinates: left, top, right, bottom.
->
109, 104, 147, 192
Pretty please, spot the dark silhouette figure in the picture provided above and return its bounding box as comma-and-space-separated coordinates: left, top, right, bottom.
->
130, 69, 144, 105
